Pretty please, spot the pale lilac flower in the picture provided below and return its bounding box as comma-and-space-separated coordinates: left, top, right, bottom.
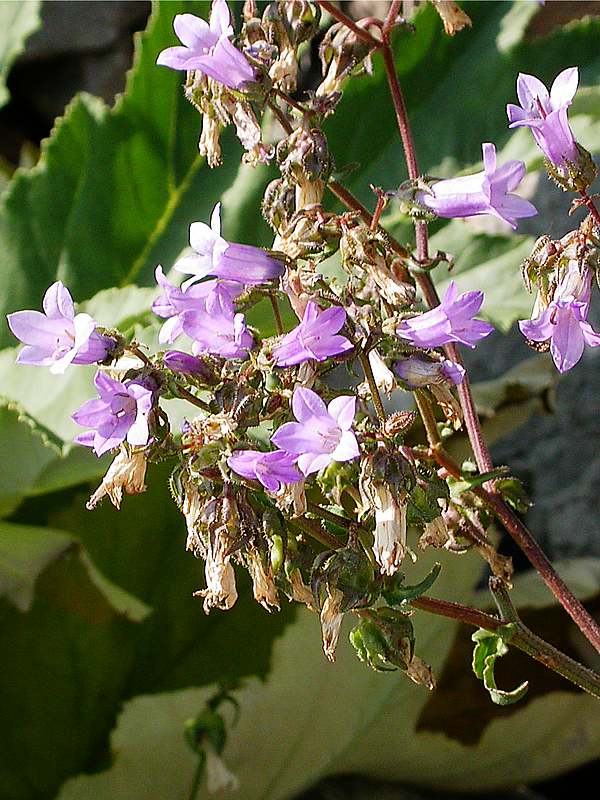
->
174, 203, 285, 289
73, 372, 154, 457
519, 263, 600, 373
272, 302, 353, 367
227, 449, 302, 492
181, 292, 254, 359
156, 2, 255, 90
271, 387, 359, 476
417, 143, 537, 229
397, 281, 494, 349
7, 281, 115, 374
152, 265, 242, 344
507, 68, 579, 167
395, 356, 465, 386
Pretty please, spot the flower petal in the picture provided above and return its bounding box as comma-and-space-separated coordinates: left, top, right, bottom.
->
516, 72, 550, 113
550, 67, 578, 110
173, 13, 216, 50
43, 281, 74, 320
209, 0, 234, 38
327, 395, 356, 431
292, 387, 327, 423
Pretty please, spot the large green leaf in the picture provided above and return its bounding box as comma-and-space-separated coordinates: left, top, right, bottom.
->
1, 462, 291, 800
0, 0, 41, 108
56, 554, 600, 800
0, 520, 150, 799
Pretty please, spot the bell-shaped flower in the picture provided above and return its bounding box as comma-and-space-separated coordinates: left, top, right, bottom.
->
417, 143, 537, 229
152, 265, 242, 344
272, 302, 353, 367
181, 291, 254, 359
72, 372, 154, 457
174, 203, 285, 288
519, 263, 600, 373
397, 281, 494, 349
271, 387, 359, 476
156, 1, 255, 90
7, 281, 115, 374
507, 68, 579, 167
227, 449, 302, 492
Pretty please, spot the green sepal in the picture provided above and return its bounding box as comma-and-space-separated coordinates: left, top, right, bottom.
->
382, 562, 442, 606
472, 624, 529, 706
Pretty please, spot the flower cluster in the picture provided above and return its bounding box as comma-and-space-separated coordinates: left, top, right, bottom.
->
6, 0, 600, 694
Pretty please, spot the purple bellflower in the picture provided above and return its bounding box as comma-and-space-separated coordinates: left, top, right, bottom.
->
152, 265, 242, 344
417, 143, 537, 229
272, 302, 353, 367
271, 387, 359, 476
73, 372, 154, 457
181, 291, 254, 359
227, 449, 302, 492
507, 68, 579, 167
519, 263, 600, 373
397, 281, 494, 349
395, 356, 465, 387
156, 1, 255, 90
174, 203, 285, 289
7, 281, 114, 374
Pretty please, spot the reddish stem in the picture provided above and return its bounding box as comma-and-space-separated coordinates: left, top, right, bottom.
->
377, 33, 600, 653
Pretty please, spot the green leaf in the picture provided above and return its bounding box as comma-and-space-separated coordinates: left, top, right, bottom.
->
0, 520, 151, 618
472, 625, 529, 706
1, 462, 292, 799
0, 0, 41, 108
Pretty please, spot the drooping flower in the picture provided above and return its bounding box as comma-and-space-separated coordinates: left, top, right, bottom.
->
174, 203, 285, 288
507, 68, 579, 167
152, 265, 242, 344
320, 585, 345, 662
394, 356, 465, 386
271, 387, 359, 476
272, 302, 353, 367
417, 142, 537, 229
86, 449, 147, 510
181, 292, 254, 359
227, 449, 302, 492
72, 372, 154, 457
156, 2, 255, 90
519, 263, 600, 373
395, 355, 465, 430
396, 281, 494, 349
7, 281, 115, 374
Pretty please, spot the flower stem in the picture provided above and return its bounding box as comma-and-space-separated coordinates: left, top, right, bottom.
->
376, 30, 600, 654
580, 190, 600, 230
413, 390, 441, 448
269, 292, 285, 335
413, 589, 600, 700
358, 349, 387, 425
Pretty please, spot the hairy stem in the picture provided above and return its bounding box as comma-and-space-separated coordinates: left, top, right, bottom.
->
413, 390, 441, 448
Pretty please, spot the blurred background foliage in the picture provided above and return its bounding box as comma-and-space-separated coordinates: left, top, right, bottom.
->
1, 2, 600, 799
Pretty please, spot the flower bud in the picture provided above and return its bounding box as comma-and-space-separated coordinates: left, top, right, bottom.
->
163, 350, 218, 383
262, 178, 296, 233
